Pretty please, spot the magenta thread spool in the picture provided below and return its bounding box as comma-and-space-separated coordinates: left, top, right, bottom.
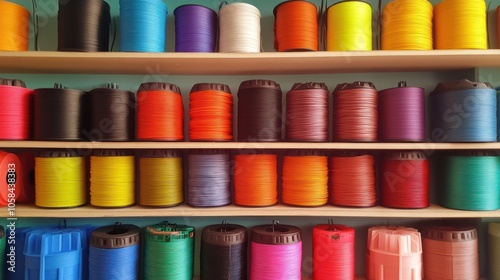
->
379, 81, 425, 142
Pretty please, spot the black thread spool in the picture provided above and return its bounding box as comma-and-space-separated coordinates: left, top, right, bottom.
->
237, 79, 283, 141
201, 222, 247, 280
34, 84, 86, 140
87, 83, 135, 141
58, 0, 111, 52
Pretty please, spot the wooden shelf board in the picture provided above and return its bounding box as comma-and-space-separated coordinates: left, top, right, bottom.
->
4, 204, 500, 218
1, 141, 500, 150
1, 50, 499, 75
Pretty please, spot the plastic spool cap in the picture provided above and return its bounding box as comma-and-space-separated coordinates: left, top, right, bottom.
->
421, 225, 477, 243
238, 79, 281, 92
90, 224, 141, 249
385, 150, 427, 160
290, 82, 328, 92
334, 81, 376, 92
0, 151, 23, 207
0, 78, 27, 88
140, 149, 180, 158
190, 83, 232, 94
92, 149, 131, 157
314, 224, 355, 241
251, 223, 302, 245
202, 224, 247, 246
138, 82, 181, 94
37, 150, 80, 158
145, 223, 195, 242
430, 79, 492, 95
451, 150, 496, 157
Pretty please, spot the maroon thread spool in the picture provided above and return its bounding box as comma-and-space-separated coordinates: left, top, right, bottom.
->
380, 151, 429, 209
379, 81, 425, 142
332, 81, 378, 142
285, 82, 329, 142
237, 79, 283, 141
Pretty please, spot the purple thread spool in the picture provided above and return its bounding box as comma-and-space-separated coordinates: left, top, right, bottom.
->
379, 81, 425, 142
174, 5, 217, 52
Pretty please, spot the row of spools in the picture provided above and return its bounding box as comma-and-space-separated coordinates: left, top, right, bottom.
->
0, 77, 497, 143
0, 0, 494, 52
2, 147, 500, 211
1, 220, 495, 280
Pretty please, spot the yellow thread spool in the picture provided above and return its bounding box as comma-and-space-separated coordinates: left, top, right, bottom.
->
434, 0, 487, 49
35, 154, 86, 208
326, 1, 372, 51
382, 0, 433, 50
90, 152, 135, 207
139, 150, 183, 207
0, 1, 30, 51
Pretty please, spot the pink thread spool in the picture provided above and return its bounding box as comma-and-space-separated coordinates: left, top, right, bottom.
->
367, 226, 422, 280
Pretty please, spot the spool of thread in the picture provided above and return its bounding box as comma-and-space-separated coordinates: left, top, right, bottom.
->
89, 224, 141, 280
0, 226, 4, 276
24, 229, 82, 279
0, 78, 33, 140
489, 223, 500, 279
90, 150, 135, 208
379, 81, 425, 142
274, 0, 318, 51
380, 151, 429, 209
174, 5, 217, 52
434, 0, 487, 49
136, 82, 184, 141
234, 153, 278, 207
282, 151, 328, 207
139, 150, 183, 207
250, 223, 302, 280
422, 223, 479, 280
430, 79, 496, 142
219, 3, 261, 53
326, 1, 372, 51
88, 83, 135, 141
313, 223, 355, 280
381, 0, 433, 50
15, 151, 35, 204
439, 150, 500, 211
237, 79, 283, 141
0, 151, 23, 207
329, 151, 376, 207
285, 82, 329, 142
58, 0, 111, 52
201, 222, 247, 280
34, 85, 87, 140
187, 150, 231, 207
367, 226, 422, 280
189, 83, 233, 141
333, 81, 378, 142
120, 0, 167, 52
0, 1, 30, 51
144, 222, 195, 280
35, 150, 86, 208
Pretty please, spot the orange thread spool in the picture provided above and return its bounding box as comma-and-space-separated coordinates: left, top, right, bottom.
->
274, 0, 318, 51
189, 83, 233, 141
234, 153, 278, 207
329, 152, 376, 207
282, 152, 328, 206
137, 82, 184, 141
0, 1, 30, 51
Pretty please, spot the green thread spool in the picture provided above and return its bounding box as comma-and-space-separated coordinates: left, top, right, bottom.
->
143, 222, 195, 280
489, 223, 500, 279
439, 151, 500, 211
0, 226, 5, 278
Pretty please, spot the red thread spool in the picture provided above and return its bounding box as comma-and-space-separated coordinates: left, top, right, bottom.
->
274, 0, 318, 51
0, 78, 33, 140
421, 224, 479, 280
329, 151, 376, 207
380, 151, 429, 209
189, 83, 233, 141
234, 153, 278, 207
313, 223, 355, 280
137, 82, 184, 141
0, 151, 23, 207
332, 81, 378, 142
367, 226, 422, 280
285, 82, 329, 142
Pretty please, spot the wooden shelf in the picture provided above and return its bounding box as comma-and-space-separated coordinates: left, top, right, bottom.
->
1, 50, 499, 75
1, 140, 500, 150
4, 204, 499, 218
